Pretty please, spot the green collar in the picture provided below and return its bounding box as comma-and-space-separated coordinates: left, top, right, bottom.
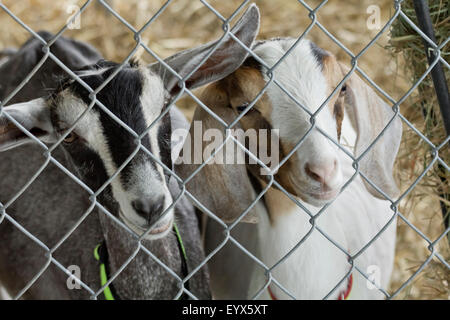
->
93, 221, 189, 300
93, 243, 115, 300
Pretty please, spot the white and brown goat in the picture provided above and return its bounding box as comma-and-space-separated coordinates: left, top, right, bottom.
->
176, 37, 402, 299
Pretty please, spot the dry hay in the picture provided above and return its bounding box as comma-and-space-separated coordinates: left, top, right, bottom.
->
0, 0, 448, 299
388, 0, 449, 300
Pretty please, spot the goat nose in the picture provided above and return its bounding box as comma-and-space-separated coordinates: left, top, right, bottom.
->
132, 196, 166, 223
305, 159, 337, 184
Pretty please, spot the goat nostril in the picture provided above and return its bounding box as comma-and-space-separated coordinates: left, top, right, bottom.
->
305, 160, 337, 184
305, 163, 322, 183
132, 199, 151, 217
151, 197, 166, 217
132, 196, 166, 223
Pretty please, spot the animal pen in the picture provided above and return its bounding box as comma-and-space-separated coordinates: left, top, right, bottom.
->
0, 0, 448, 300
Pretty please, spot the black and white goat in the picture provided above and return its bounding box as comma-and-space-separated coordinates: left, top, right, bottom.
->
176, 37, 402, 299
0, 5, 260, 299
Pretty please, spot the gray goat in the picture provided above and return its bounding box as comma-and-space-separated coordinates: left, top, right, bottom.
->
0, 5, 260, 299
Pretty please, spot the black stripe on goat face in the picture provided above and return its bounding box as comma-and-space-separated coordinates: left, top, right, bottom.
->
51, 61, 174, 239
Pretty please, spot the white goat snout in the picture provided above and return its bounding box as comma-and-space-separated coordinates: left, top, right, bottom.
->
304, 158, 337, 185
290, 134, 343, 205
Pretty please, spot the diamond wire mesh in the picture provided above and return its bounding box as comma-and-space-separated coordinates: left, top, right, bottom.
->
0, 0, 448, 300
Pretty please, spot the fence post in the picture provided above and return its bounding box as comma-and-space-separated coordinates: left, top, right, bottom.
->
412, 0, 450, 240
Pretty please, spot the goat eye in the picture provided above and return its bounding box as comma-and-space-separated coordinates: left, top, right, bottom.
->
236, 103, 249, 113
63, 132, 78, 144
340, 84, 347, 96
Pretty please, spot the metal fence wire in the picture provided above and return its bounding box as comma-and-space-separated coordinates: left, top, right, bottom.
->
0, 0, 448, 300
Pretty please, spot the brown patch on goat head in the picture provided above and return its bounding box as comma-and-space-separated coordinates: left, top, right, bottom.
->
222, 66, 301, 221
322, 53, 346, 140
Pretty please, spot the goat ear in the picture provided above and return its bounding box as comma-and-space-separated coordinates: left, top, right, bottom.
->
150, 4, 260, 94
0, 98, 55, 152
341, 65, 402, 199
174, 84, 259, 223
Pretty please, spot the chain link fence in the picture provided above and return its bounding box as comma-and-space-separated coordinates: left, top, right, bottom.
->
0, 0, 448, 300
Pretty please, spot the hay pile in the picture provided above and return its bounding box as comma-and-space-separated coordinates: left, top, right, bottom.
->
0, 0, 448, 299
389, 0, 449, 300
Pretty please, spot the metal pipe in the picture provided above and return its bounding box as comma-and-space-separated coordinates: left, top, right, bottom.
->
413, 0, 449, 237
